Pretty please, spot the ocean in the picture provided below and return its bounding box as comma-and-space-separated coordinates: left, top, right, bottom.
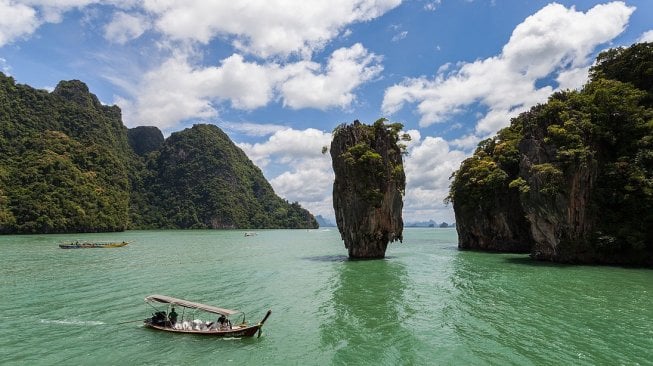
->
1, 228, 651, 365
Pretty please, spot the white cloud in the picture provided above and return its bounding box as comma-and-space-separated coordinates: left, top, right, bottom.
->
218, 121, 289, 137
0, 57, 10, 74
382, 1, 635, 136
0, 0, 141, 46
424, 0, 441, 11
402, 136, 466, 222
145, 0, 401, 58
239, 128, 332, 168
556, 66, 590, 91
280, 43, 383, 109
1, 0, 400, 59
391, 30, 407, 42
638, 30, 653, 43
0, 0, 39, 46
104, 11, 149, 44
449, 133, 481, 151
116, 44, 382, 128
238, 128, 334, 216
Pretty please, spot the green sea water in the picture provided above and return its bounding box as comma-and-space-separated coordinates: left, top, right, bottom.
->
0, 228, 651, 365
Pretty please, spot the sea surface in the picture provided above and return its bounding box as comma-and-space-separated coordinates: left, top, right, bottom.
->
0, 228, 651, 365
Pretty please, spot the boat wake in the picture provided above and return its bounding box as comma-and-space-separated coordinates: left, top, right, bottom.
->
40, 319, 105, 326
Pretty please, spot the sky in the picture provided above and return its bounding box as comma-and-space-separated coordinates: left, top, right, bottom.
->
1, 0, 652, 224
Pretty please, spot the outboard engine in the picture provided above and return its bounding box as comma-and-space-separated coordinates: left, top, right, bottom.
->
149, 311, 167, 326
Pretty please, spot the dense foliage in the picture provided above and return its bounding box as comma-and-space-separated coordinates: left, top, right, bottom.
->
449, 42, 653, 264
333, 118, 408, 206
0, 76, 131, 233
0, 74, 317, 233
140, 124, 317, 229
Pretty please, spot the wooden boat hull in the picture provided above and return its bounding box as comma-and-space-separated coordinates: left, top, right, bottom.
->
59, 242, 129, 249
143, 321, 261, 337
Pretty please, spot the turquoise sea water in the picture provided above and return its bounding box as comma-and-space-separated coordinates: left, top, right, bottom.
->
0, 228, 651, 365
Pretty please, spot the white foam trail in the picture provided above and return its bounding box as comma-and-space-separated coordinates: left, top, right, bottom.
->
40, 319, 105, 326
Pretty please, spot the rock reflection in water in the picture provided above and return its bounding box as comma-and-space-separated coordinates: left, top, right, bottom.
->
320, 259, 420, 365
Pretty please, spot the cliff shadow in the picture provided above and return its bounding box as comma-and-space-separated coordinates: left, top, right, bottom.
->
503, 256, 573, 268
303, 255, 398, 262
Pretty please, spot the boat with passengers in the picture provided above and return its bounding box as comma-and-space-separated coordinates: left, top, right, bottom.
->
58, 240, 130, 249
143, 294, 271, 338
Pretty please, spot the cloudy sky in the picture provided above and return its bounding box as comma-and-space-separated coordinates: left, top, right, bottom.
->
1, 0, 652, 224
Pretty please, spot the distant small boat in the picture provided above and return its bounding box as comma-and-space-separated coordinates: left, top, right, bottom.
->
58, 241, 130, 249
244, 232, 257, 237
143, 294, 271, 338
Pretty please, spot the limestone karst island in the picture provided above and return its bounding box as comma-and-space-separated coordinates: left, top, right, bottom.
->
1, 1, 653, 364
330, 119, 409, 258
449, 43, 653, 267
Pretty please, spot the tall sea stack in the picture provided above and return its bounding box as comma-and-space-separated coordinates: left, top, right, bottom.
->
330, 119, 407, 258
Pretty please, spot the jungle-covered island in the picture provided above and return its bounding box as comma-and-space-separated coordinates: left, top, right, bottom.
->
330, 119, 408, 258
449, 43, 653, 266
0, 74, 317, 234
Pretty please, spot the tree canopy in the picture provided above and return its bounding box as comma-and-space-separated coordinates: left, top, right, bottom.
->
0, 73, 317, 233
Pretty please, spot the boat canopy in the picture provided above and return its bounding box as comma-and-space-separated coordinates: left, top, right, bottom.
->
145, 294, 239, 316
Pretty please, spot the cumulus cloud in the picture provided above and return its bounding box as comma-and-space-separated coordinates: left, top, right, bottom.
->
117, 44, 382, 128
424, 0, 441, 11
0, 0, 142, 46
1, 0, 400, 60
0, 57, 10, 74
280, 43, 383, 109
0, 0, 39, 46
638, 30, 653, 43
239, 128, 332, 168
391, 31, 408, 42
145, 0, 401, 58
382, 2, 635, 136
218, 121, 289, 137
238, 128, 334, 216
104, 11, 149, 44
402, 135, 466, 222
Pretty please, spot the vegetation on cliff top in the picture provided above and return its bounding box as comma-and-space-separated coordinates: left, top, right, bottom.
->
332, 118, 409, 206
449, 42, 653, 264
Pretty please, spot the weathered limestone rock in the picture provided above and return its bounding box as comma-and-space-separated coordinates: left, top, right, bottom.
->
450, 43, 653, 266
330, 119, 405, 258
518, 137, 599, 262
454, 190, 533, 253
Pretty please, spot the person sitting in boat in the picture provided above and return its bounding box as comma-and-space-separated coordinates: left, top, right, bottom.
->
168, 307, 178, 326
217, 314, 231, 330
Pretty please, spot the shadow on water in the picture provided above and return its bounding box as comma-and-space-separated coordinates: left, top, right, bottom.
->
319, 259, 421, 365
503, 256, 573, 268
303, 255, 398, 262
302, 255, 349, 262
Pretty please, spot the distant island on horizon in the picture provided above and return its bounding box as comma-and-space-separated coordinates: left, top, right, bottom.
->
315, 215, 454, 228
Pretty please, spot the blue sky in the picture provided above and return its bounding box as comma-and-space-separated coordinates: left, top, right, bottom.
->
1, 1, 651, 223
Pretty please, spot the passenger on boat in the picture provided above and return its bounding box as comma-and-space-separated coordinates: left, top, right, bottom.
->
168, 307, 178, 326
217, 314, 231, 330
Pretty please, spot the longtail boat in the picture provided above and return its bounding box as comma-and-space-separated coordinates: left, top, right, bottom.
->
58, 241, 130, 249
143, 294, 272, 338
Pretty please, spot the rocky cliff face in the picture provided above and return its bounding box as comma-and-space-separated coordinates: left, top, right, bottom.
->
330, 119, 405, 258
517, 128, 599, 262
128, 126, 164, 156
449, 44, 653, 266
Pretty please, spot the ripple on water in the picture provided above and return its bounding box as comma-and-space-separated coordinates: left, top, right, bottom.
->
0, 229, 651, 365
